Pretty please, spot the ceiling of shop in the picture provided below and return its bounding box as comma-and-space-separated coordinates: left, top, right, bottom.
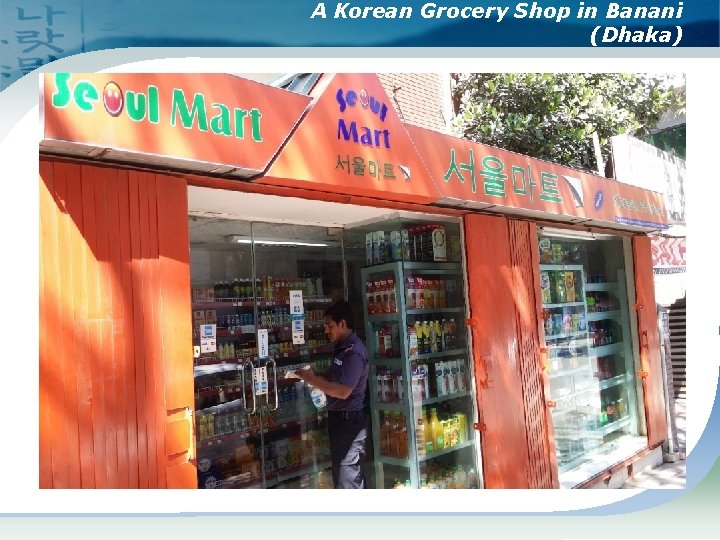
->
187, 186, 408, 245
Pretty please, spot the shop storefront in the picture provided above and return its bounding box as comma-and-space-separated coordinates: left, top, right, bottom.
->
39, 72, 669, 489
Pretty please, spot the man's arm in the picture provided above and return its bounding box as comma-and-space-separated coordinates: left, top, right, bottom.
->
296, 369, 352, 399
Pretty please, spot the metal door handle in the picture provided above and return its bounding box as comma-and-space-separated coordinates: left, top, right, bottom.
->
267, 358, 279, 411
245, 358, 257, 414
240, 362, 248, 413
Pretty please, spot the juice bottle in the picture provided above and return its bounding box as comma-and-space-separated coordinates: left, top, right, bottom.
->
424, 410, 435, 454
435, 320, 443, 353
416, 417, 427, 458
429, 408, 444, 451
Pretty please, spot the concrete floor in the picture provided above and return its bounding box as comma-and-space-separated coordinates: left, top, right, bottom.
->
622, 398, 686, 489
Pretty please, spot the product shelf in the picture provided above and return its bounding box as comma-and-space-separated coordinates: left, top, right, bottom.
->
194, 362, 244, 378
589, 342, 624, 357
373, 402, 407, 413
539, 264, 584, 272
545, 330, 588, 341
364, 261, 463, 273
542, 302, 586, 309
406, 307, 465, 315
548, 365, 589, 379
584, 282, 620, 293
370, 356, 403, 363
378, 455, 411, 468
589, 416, 631, 438
419, 440, 474, 463
411, 349, 467, 362
585, 310, 622, 322
416, 390, 472, 407
193, 298, 333, 310
597, 374, 627, 391
367, 313, 401, 323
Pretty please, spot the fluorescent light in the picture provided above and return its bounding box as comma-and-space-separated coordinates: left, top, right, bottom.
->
226, 235, 330, 247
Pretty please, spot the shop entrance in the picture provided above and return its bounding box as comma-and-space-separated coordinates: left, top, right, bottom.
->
187, 187, 482, 489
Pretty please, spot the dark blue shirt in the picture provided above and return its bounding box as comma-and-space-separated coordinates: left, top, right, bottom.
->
327, 332, 368, 412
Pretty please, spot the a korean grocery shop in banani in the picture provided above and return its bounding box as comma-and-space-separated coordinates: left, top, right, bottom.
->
39, 72, 669, 490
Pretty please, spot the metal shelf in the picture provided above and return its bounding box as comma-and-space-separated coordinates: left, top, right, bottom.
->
592, 416, 631, 437
597, 374, 626, 391
406, 307, 465, 315
373, 402, 407, 413
589, 342, 624, 357
418, 390, 472, 406
411, 349, 468, 361
545, 330, 588, 341
402, 261, 463, 272
548, 365, 589, 379
367, 313, 401, 323
419, 440, 475, 462
543, 302, 586, 309
586, 310, 622, 322
539, 264, 584, 271
585, 282, 619, 293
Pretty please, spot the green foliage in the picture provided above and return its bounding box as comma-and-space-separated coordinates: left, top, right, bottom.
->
451, 73, 685, 173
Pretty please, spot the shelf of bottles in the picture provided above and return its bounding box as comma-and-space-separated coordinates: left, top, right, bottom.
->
192, 274, 335, 489
360, 220, 480, 489
538, 237, 635, 472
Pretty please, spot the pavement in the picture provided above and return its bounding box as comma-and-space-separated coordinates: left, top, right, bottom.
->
622, 398, 686, 489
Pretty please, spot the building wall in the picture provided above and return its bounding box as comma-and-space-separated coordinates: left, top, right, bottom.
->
378, 73, 452, 133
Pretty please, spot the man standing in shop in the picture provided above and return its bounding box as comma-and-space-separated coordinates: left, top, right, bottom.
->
294, 300, 369, 489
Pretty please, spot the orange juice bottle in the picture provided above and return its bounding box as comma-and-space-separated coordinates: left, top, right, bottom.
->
429, 408, 444, 451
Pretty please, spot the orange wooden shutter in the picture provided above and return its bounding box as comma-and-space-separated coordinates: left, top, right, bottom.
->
39, 160, 195, 488
464, 214, 554, 488
632, 236, 668, 448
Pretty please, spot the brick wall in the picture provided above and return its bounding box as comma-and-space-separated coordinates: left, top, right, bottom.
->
378, 73, 452, 133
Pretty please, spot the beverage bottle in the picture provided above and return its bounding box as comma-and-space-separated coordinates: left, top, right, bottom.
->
397, 415, 408, 458
232, 277, 241, 299
391, 323, 400, 357
554, 272, 567, 303
416, 277, 425, 309
429, 320, 438, 353
406, 276, 416, 309
429, 408, 444, 451
438, 280, 447, 308
416, 417, 427, 458
448, 319, 457, 349
409, 323, 419, 356
435, 320, 443, 352
376, 324, 386, 358
413, 321, 422, 355
421, 321, 431, 354
424, 409, 435, 454
388, 278, 397, 313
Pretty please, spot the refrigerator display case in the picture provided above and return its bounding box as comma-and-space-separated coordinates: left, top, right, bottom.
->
539, 235, 639, 473
359, 219, 480, 489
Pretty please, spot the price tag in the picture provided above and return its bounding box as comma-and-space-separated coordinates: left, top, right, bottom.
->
254, 366, 268, 396
292, 318, 306, 345
289, 290, 304, 315
257, 329, 269, 359
200, 323, 217, 353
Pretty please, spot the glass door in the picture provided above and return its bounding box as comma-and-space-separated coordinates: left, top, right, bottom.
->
190, 219, 266, 488
190, 218, 343, 488
248, 221, 344, 489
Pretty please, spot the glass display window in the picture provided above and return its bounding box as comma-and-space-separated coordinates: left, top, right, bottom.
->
538, 231, 646, 483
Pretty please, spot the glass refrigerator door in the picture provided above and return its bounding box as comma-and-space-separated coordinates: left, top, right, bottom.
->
250, 222, 343, 489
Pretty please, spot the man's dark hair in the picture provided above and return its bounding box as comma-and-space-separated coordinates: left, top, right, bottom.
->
324, 299, 354, 329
